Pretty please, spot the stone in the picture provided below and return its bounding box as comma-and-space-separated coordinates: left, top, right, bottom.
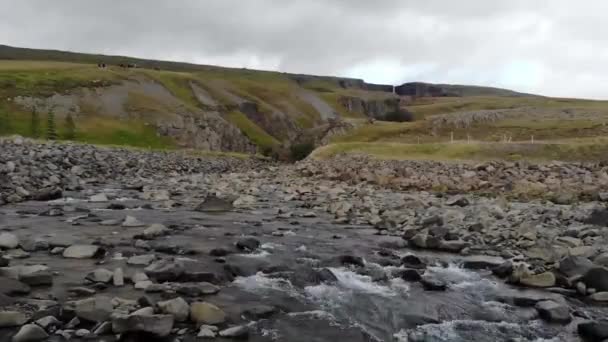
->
19, 270, 53, 286
198, 326, 217, 338
595, 252, 608, 267
144, 259, 184, 282
535, 300, 571, 324
0, 311, 27, 327
589, 292, 608, 302
219, 325, 249, 339
128, 254, 156, 266
49, 247, 64, 255
558, 255, 593, 278
176, 283, 220, 296
195, 195, 234, 212
520, 272, 556, 288
70, 296, 113, 323
420, 276, 447, 291
134, 280, 153, 290
75, 329, 90, 337
190, 302, 226, 325
578, 321, 608, 341
131, 272, 149, 283
122, 216, 145, 227
63, 245, 103, 259
410, 233, 427, 249
236, 237, 260, 252
0, 232, 19, 249
157, 297, 190, 322
86, 269, 114, 284
462, 256, 504, 270
0, 277, 30, 295
35, 316, 61, 330
12, 324, 48, 342
111, 313, 174, 337
582, 267, 608, 292
113, 268, 124, 286
446, 196, 469, 207
492, 261, 514, 278
89, 194, 108, 203
438, 239, 468, 253
397, 269, 422, 282
142, 224, 170, 239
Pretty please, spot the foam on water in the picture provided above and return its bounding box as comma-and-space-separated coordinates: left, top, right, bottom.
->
233, 272, 298, 294
238, 250, 271, 258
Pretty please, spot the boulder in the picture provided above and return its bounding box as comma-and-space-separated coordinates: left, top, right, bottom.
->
401, 254, 426, 269
462, 256, 505, 270
122, 216, 145, 227
128, 254, 156, 266
35, 316, 61, 330
70, 296, 113, 323
520, 272, 556, 288
86, 269, 114, 284
141, 224, 170, 239
446, 196, 469, 207
535, 300, 571, 324
63, 245, 104, 259
589, 292, 608, 302
242, 305, 277, 320
582, 267, 608, 292
236, 237, 261, 252
559, 255, 593, 278
0, 311, 27, 327
12, 324, 48, 342
198, 325, 217, 338
190, 302, 226, 325
89, 194, 108, 203
219, 325, 249, 339
578, 321, 608, 341
144, 259, 184, 282
420, 276, 447, 291
112, 313, 174, 337
175, 283, 220, 297
0, 276, 30, 295
157, 297, 189, 322
0, 233, 19, 249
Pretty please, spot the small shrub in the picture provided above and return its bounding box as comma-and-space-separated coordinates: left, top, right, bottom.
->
383, 109, 414, 122
290, 141, 315, 161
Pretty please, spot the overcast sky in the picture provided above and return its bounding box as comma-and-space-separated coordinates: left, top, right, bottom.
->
1, 0, 607, 99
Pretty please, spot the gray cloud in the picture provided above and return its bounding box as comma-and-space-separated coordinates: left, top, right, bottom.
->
1, 0, 606, 98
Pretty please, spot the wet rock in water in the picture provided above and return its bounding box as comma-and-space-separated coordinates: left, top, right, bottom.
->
63, 245, 104, 259
461, 256, 504, 270
107, 203, 126, 210
335, 255, 365, 267
589, 292, 608, 302
31, 188, 62, 201
242, 305, 277, 320
0, 276, 30, 295
0, 311, 27, 327
128, 254, 156, 266
144, 259, 184, 282
438, 239, 468, 253
559, 255, 594, 278
113, 268, 124, 286
131, 272, 149, 283
157, 297, 190, 322
492, 261, 514, 278
86, 268, 114, 284
140, 224, 170, 240
396, 269, 422, 282
89, 193, 109, 203
219, 325, 249, 339
497, 289, 563, 307
176, 282, 220, 297
420, 275, 447, 291
401, 254, 426, 269
19, 269, 53, 286
578, 321, 608, 341
0, 232, 19, 249
410, 233, 428, 249
12, 324, 48, 342
190, 302, 226, 325
112, 313, 174, 337
520, 272, 556, 288
35, 315, 61, 331
69, 296, 113, 323
198, 325, 217, 338
582, 267, 608, 292
195, 195, 234, 212
236, 237, 261, 252
122, 216, 145, 227
535, 300, 571, 324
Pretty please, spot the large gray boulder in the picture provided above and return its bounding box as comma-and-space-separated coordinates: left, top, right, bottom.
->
558, 255, 593, 278
63, 245, 104, 259
0, 232, 19, 249
112, 313, 174, 337
69, 296, 113, 323
582, 267, 608, 292
12, 324, 48, 342
535, 300, 571, 324
157, 297, 189, 322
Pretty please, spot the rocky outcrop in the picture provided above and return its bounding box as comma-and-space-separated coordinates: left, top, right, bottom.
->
338, 96, 402, 121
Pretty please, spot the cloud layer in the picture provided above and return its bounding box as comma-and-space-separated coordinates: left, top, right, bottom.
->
2, 0, 606, 98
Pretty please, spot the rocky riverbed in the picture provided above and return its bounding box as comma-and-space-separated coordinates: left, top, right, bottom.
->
2, 139, 608, 341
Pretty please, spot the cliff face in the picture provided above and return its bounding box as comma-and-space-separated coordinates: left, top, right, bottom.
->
338, 96, 401, 120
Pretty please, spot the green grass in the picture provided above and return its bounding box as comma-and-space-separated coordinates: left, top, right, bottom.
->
139, 70, 200, 109
312, 139, 608, 162
224, 111, 280, 150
